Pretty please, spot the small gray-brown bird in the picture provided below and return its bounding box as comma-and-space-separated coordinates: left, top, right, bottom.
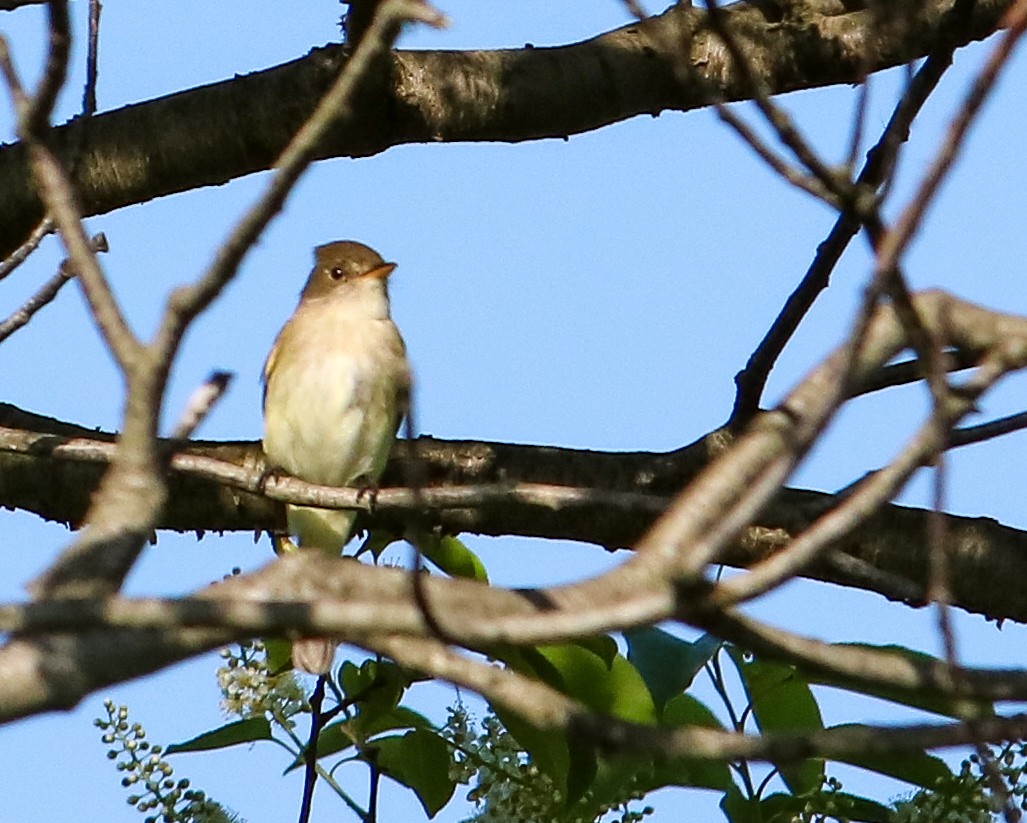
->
262, 241, 411, 674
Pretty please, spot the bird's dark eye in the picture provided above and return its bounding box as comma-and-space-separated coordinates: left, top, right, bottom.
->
330, 266, 345, 280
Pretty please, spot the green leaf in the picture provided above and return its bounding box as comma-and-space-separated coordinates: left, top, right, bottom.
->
805, 643, 995, 719
534, 644, 657, 724
566, 740, 598, 806
759, 789, 895, 823
293, 706, 436, 767
418, 534, 489, 582
166, 718, 273, 755
374, 729, 456, 817
826, 723, 952, 789
661, 693, 725, 730
493, 705, 570, 788
338, 658, 408, 722
501, 643, 656, 807
500, 642, 656, 724
758, 792, 805, 822
728, 648, 824, 795
720, 785, 763, 823
648, 694, 732, 790
829, 793, 896, 823
357, 705, 434, 738
493, 641, 656, 797
571, 634, 620, 667
569, 753, 655, 820
624, 628, 720, 712
263, 638, 293, 675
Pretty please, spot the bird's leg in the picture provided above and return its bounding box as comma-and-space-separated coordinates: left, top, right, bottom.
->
354, 475, 381, 513
257, 462, 297, 554
255, 461, 287, 496
271, 531, 299, 556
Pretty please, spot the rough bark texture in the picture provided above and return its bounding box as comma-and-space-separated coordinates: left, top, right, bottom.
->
0, 0, 1010, 256
4, 403, 1027, 624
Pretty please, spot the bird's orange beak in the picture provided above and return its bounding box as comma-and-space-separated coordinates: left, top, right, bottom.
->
362, 262, 397, 280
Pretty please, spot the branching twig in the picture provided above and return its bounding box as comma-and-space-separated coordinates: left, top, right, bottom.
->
730, 0, 976, 427
0, 231, 107, 343
875, 0, 1027, 288
151, 0, 448, 380
701, 0, 850, 201
711, 354, 1005, 607
0, 217, 53, 282
21, 0, 447, 600
0, 9, 139, 372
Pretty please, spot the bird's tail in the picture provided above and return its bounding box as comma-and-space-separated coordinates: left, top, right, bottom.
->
292, 638, 337, 675
283, 504, 357, 675
287, 506, 357, 556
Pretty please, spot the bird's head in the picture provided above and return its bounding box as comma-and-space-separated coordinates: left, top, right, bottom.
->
299, 241, 397, 304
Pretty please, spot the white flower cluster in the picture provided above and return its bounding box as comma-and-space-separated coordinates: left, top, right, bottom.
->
215, 640, 306, 720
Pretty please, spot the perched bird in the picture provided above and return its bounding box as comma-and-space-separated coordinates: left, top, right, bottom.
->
262, 241, 411, 674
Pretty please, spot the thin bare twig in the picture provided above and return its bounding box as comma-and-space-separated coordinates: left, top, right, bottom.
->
0, 0, 102, 287
711, 356, 1004, 607
929, 446, 957, 655
854, 349, 980, 396
845, 79, 872, 174
0, 231, 107, 343
168, 370, 233, 440
861, 214, 954, 491
712, 104, 839, 204
876, 0, 1027, 284
729, 0, 979, 427
948, 410, 1027, 448
0, 217, 53, 282
21, 0, 69, 134
0, 24, 141, 371
151, 0, 448, 377
298, 676, 327, 823
701, 0, 850, 201
83, 0, 101, 116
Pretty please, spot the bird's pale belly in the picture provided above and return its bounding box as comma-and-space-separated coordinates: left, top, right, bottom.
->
263, 355, 397, 489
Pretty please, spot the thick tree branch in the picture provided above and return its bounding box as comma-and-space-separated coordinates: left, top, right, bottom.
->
8, 292, 1027, 747
10, 557, 1027, 764
4, 394, 1027, 625
2, 548, 1026, 728
0, 0, 1010, 256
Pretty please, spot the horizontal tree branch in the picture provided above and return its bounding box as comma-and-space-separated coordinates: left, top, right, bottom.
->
0, 0, 1011, 255
4, 399, 1027, 624
8, 291, 1027, 731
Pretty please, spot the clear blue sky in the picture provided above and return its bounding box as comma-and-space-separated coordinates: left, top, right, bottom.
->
2, 2, 1027, 820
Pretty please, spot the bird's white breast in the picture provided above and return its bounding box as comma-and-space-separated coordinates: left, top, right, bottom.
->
262, 295, 406, 490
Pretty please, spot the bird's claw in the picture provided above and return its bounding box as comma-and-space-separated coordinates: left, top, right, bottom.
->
355, 479, 381, 513
256, 462, 287, 496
